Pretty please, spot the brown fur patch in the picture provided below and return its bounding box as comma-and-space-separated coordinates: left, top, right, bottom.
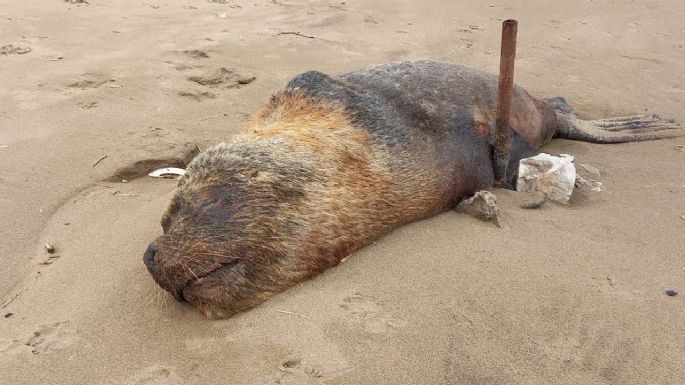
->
473, 107, 495, 138
249, 91, 399, 266
249, 91, 369, 155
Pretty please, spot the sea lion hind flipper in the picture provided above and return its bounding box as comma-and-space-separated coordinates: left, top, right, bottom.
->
549, 100, 683, 143
586, 114, 681, 133
563, 115, 682, 143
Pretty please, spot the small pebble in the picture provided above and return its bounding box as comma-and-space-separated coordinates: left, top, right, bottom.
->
4, 312, 13, 318
45, 243, 55, 254
665, 290, 678, 297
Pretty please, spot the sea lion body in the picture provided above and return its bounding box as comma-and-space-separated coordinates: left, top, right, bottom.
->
143, 61, 680, 318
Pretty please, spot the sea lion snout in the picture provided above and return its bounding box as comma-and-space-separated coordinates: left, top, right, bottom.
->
143, 240, 187, 302
143, 243, 157, 272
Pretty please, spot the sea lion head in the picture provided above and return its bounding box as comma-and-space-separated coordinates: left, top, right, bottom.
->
143, 182, 260, 319
143, 142, 323, 319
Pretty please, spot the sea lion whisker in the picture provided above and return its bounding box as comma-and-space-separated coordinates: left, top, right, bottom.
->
143, 285, 165, 306
179, 260, 199, 280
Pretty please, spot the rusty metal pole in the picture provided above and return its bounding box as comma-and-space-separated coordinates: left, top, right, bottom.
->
494, 19, 518, 188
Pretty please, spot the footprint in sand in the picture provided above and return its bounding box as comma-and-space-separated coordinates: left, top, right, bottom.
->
177, 90, 216, 101
183, 49, 210, 59
67, 74, 115, 89
207, 0, 242, 7
164, 60, 196, 72
339, 293, 406, 334
78, 101, 99, 109
386, 48, 410, 61
0, 321, 78, 355
1, 44, 32, 56
183, 336, 219, 354
363, 15, 380, 25
163, 50, 208, 72
275, 358, 324, 384
187, 67, 255, 88
164, 49, 209, 71
113, 365, 182, 385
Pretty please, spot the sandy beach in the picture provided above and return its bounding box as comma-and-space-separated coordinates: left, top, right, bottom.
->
1, 0, 684, 384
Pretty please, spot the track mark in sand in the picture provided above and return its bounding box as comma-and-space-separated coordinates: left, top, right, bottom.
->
276, 31, 315, 39
386, 48, 410, 61
164, 60, 196, 71
183, 337, 221, 354
589, 275, 637, 298
1, 44, 31, 56
620, 55, 660, 64
339, 293, 406, 334
78, 100, 98, 109
363, 15, 379, 25
270, 0, 294, 6
25, 321, 77, 354
0, 321, 77, 355
178, 90, 216, 101
456, 25, 486, 33
38, 254, 61, 266
182, 49, 209, 59
187, 67, 256, 88
537, 300, 643, 384
275, 358, 324, 384
67, 74, 115, 89
208, 0, 242, 7
118, 365, 182, 385
104, 143, 199, 182
64, 0, 89, 5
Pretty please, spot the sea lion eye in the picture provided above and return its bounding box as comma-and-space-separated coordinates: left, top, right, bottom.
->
201, 197, 227, 211
161, 197, 184, 233
198, 197, 234, 223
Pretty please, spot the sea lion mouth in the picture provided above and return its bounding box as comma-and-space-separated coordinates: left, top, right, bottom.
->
177, 258, 241, 303
144, 242, 240, 304
170, 285, 187, 302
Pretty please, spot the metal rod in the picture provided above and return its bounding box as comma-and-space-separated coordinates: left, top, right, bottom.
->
494, 19, 518, 187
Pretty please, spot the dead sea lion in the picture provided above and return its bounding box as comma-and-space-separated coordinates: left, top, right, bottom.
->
143, 60, 681, 319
